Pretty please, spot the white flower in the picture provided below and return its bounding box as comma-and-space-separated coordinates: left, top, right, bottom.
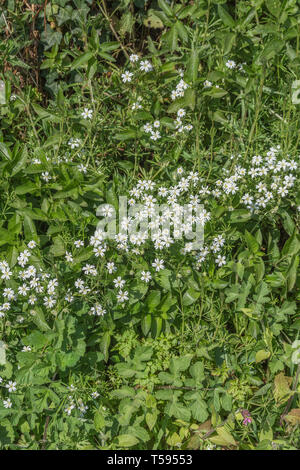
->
22, 346, 32, 352
143, 123, 152, 133
225, 60, 236, 69
106, 262, 116, 274
68, 138, 81, 149
43, 296, 56, 308
113, 276, 125, 289
117, 290, 129, 303
41, 171, 52, 182
129, 54, 139, 63
78, 164, 88, 173
91, 391, 100, 399
140, 60, 152, 72
150, 130, 161, 141
203, 80, 212, 88
74, 240, 84, 248
81, 108, 93, 119
65, 292, 74, 303
27, 240, 37, 249
152, 259, 164, 272
215, 255, 226, 267
6, 381, 17, 393
3, 398, 12, 408
153, 120, 160, 128
177, 108, 186, 118
64, 404, 75, 415
65, 252, 73, 262
121, 71, 133, 83
141, 271, 152, 282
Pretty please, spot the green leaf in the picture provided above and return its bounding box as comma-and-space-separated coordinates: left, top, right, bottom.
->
15, 182, 37, 195
170, 355, 192, 374
11, 146, 28, 176
70, 51, 94, 71
186, 47, 199, 84
94, 410, 105, 431
182, 288, 200, 306
218, 5, 235, 27
100, 332, 111, 363
282, 231, 300, 257
30, 308, 51, 332
0, 142, 12, 161
114, 130, 137, 141
245, 230, 259, 254
146, 411, 157, 431
146, 290, 161, 312
265, 0, 281, 17
141, 314, 152, 336
117, 434, 140, 448
158, 0, 173, 17
255, 350, 271, 363
230, 209, 251, 223
165, 25, 178, 51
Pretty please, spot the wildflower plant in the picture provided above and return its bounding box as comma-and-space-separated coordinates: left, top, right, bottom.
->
0, 0, 299, 452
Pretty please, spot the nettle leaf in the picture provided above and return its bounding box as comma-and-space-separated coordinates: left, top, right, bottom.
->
189, 361, 205, 383
158, 0, 174, 17
111, 387, 135, 399
265, 0, 281, 17
170, 355, 192, 375
191, 397, 209, 423
166, 401, 191, 421
141, 314, 152, 336
117, 434, 140, 448
145, 411, 158, 431
23, 331, 50, 349
210, 426, 237, 447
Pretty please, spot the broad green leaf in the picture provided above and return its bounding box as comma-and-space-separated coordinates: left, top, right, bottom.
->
218, 5, 235, 27
117, 434, 140, 447
70, 51, 94, 71
255, 350, 271, 363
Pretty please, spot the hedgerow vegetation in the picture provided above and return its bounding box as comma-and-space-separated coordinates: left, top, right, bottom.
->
0, 0, 299, 450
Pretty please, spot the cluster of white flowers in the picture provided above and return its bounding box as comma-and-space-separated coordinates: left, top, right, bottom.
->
68, 137, 81, 149
216, 146, 298, 211
121, 54, 153, 84
0, 241, 63, 323
171, 78, 189, 100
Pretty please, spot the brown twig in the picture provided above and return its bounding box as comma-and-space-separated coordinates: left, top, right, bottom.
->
99, 0, 129, 60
